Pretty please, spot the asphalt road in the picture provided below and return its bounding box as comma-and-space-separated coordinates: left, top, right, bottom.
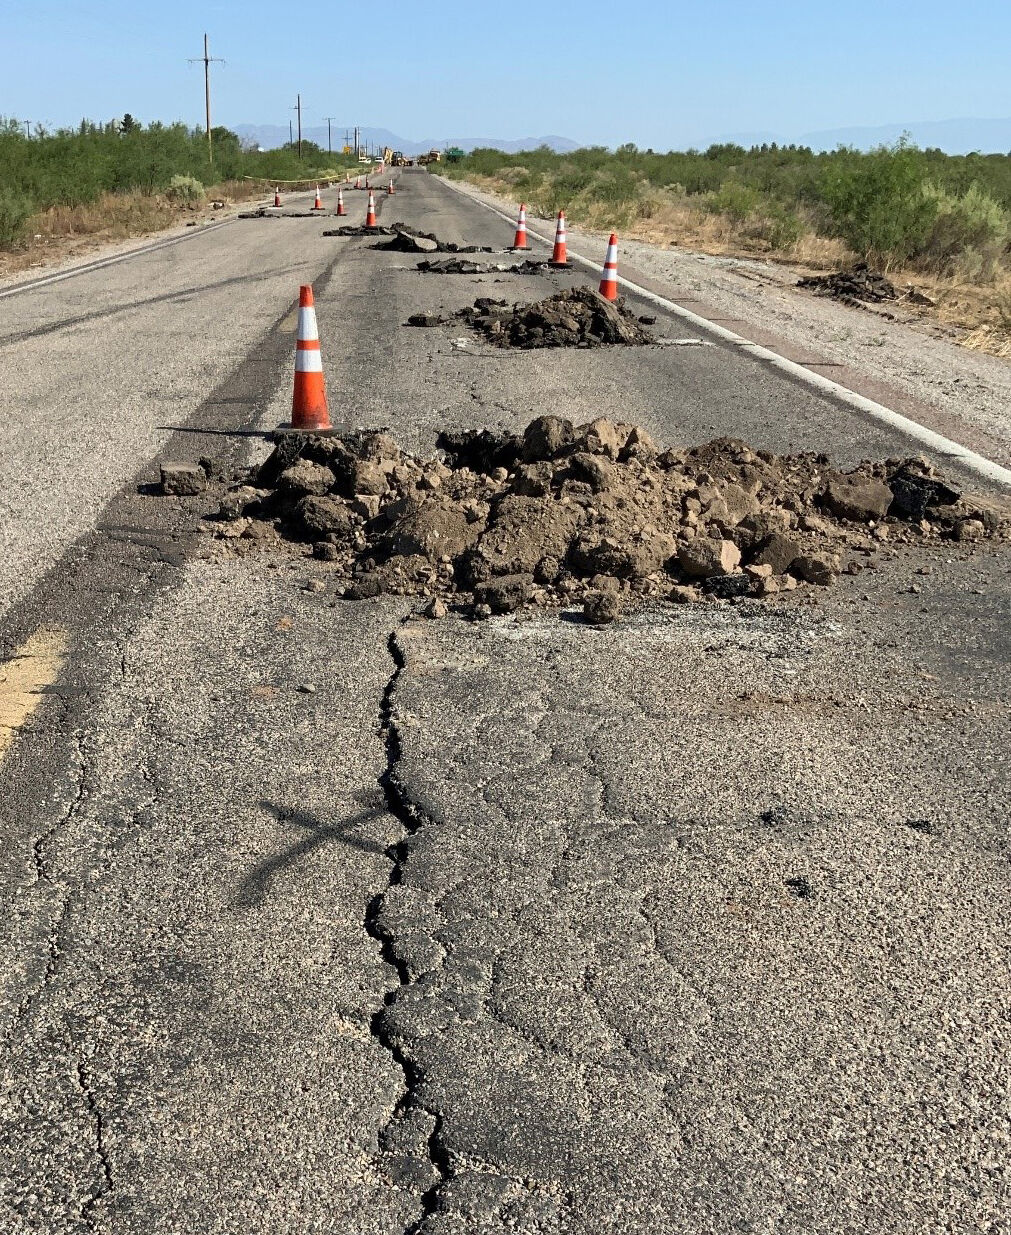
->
1, 169, 1009, 1234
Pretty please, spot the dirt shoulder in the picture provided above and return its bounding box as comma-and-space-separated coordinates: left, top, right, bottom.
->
445, 176, 1011, 467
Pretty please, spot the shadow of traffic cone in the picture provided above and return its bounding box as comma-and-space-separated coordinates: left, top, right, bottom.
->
312, 185, 323, 210
509, 203, 530, 250
336, 188, 347, 216
365, 190, 377, 227
598, 234, 619, 301
273, 187, 281, 207
292, 285, 329, 430
549, 211, 572, 268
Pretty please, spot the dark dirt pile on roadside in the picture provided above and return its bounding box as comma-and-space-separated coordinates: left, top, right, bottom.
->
798, 262, 898, 304
199, 416, 1011, 622
456, 288, 655, 349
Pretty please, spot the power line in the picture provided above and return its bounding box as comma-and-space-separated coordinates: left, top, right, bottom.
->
188, 33, 225, 164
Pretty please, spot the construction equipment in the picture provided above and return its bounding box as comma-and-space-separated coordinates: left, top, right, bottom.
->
382, 146, 394, 165
416, 148, 443, 167
391, 151, 408, 167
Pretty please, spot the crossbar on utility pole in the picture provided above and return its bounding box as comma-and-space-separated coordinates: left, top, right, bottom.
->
188, 33, 224, 165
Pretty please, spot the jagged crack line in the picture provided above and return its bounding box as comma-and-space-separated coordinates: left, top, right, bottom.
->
76, 1058, 114, 1229
365, 625, 453, 1234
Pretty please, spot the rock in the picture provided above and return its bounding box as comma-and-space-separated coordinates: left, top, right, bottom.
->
952, 518, 985, 541
569, 453, 614, 492
480, 497, 583, 575
791, 554, 839, 585
353, 461, 390, 496
512, 461, 554, 497
752, 532, 804, 574
380, 498, 481, 561
160, 462, 206, 496
352, 494, 382, 520
217, 485, 267, 521
346, 573, 382, 599
522, 416, 575, 461
713, 483, 761, 528
406, 312, 446, 327
677, 537, 742, 578
703, 574, 753, 599
473, 573, 533, 614
887, 467, 960, 519
583, 591, 621, 625
313, 542, 341, 561
669, 584, 700, 604
622, 425, 656, 459
278, 459, 334, 498
293, 495, 356, 540
823, 473, 893, 522
304, 578, 326, 593
426, 598, 448, 619
534, 555, 562, 584
578, 417, 624, 459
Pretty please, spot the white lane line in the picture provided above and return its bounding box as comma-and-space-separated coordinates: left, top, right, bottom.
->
442, 178, 1011, 488
0, 220, 233, 301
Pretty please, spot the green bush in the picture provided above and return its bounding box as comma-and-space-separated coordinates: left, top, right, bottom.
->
165, 173, 205, 203
819, 139, 936, 262
0, 186, 34, 245
708, 179, 762, 224
918, 182, 1010, 278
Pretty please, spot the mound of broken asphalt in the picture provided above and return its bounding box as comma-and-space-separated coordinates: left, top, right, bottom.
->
405, 288, 655, 348
207, 416, 1010, 622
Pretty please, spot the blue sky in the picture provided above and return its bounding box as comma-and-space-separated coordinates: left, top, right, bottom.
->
5, 0, 1010, 147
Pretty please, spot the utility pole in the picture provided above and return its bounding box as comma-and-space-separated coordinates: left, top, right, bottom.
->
188, 33, 224, 164
323, 116, 336, 155
22, 120, 32, 138
291, 94, 303, 159
289, 119, 293, 147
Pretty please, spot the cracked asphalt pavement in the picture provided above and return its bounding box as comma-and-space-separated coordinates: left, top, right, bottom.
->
1, 169, 1009, 1234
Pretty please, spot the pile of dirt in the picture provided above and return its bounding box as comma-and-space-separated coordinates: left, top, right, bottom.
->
456, 288, 655, 349
416, 258, 547, 275
798, 262, 898, 304
322, 224, 397, 237
201, 416, 1010, 622
240, 208, 330, 219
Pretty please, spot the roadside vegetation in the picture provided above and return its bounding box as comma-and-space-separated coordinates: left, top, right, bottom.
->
0, 116, 361, 270
435, 140, 1011, 357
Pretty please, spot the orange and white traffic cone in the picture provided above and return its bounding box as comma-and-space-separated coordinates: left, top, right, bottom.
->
312, 184, 323, 210
598, 233, 619, 301
387, 180, 394, 195
336, 188, 347, 216
292, 285, 329, 430
549, 211, 572, 267
365, 190, 377, 227
273, 186, 281, 207
510, 203, 530, 250
354, 175, 361, 190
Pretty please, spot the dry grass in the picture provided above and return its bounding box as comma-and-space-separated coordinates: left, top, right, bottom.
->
458, 171, 1011, 362
0, 180, 267, 280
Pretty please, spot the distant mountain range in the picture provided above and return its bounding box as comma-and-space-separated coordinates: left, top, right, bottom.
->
233, 118, 1011, 158
232, 125, 579, 155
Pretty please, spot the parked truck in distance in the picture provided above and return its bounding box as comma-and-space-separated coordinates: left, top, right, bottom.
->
417, 148, 442, 166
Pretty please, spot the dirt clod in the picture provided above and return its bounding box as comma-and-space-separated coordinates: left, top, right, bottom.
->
203, 417, 1011, 620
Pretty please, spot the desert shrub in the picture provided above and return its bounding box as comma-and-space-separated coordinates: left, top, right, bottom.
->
917, 182, 1010, 279
819, 139, 936, 262
708, 180, 762, 224
0, 186, 34, 245
165, 173, 205, 203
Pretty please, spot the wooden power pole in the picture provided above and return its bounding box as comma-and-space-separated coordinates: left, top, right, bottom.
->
323, 116, 337, 155
189, 34, 224, 164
